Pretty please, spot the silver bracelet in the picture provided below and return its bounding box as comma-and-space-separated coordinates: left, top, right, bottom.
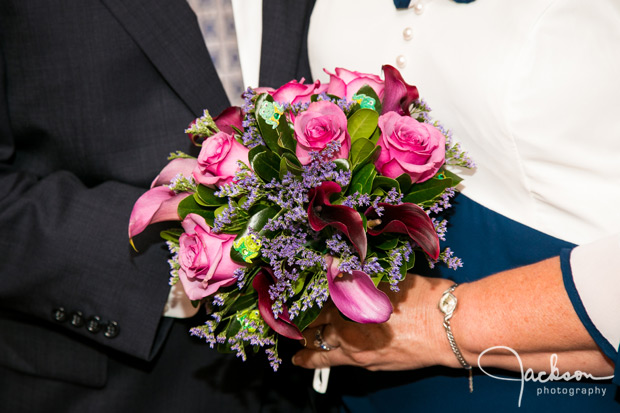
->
438, 283, 473, 392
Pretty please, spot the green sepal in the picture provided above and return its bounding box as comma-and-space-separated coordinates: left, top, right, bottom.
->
347, 108, 379, 143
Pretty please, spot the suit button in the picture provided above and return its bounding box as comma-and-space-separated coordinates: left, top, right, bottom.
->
52, 307, 67, 322
86, 316, 102, 333
70, 311, 84, 328
103, 321, 120, 338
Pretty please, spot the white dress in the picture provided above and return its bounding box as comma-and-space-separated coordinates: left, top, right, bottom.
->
308, 0, 620, 358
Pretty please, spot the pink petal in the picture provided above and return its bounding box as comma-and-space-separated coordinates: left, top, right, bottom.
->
150, 158, 198, 188
326, 256, 392, 323
128, 186, 190, 239
214, 106, 244, 135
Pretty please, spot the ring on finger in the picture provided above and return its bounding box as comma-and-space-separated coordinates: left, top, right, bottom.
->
313, 325, 338, 351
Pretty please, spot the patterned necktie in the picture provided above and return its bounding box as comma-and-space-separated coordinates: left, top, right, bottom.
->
187, 0, 245, 106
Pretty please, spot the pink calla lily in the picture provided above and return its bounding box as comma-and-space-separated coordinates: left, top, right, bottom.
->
326, 255, 392, 323
150, 158, 198, 188
365, 202, 440, 260
381, 64, 420, 116
128, 186, 191, 240
307, 181, 367, 260
253, 269, 303, 340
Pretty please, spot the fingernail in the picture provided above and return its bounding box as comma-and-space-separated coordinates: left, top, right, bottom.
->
291, 356, 299, 366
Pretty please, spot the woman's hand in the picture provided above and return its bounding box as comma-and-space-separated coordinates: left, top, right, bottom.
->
292, 274, 458, 371
293, 257, 614, 376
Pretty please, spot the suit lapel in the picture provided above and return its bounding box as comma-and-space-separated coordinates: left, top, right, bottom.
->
259, 0, 315, 87
99, 0, 230, 116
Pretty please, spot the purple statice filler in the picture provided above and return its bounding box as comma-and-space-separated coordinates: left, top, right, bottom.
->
429, 187, 456, 214
386, 242, 413, 291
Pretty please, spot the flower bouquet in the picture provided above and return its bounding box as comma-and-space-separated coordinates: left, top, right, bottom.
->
129, 65, 473, 370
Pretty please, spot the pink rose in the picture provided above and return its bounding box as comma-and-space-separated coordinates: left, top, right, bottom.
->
192, 131, 249, 186
375, 111, 445, 183
294, 100, 350, 165
254, 79, 327, 105
325, 68, 384, 101
177, 213, 241, 300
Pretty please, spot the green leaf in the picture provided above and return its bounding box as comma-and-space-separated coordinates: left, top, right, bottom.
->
292, 302, 322, 332
195, 184, 227, 207
402, 170, 456, 207
349, 163, 377, 195
396, 173, 413, 194
255, 93, 284, 154
373, 236, 399, 251
253, 150, 281, 182
279, 152, 304, 179
230, 206, 279, 264
248, 145, 268, 165
333, 158, 351, 173
349, 138, 381, 173
160, 228, 183, 244
178, 195, 211, 220
355, 84, 383, 114
372, 176, 400, 193
347, 108, 379, 143
277, 120, 296, 155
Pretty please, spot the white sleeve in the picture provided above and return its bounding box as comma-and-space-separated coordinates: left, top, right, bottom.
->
570, 234, 620, 350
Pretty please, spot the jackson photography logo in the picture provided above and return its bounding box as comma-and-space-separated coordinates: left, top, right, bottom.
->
478, 346, 614, 407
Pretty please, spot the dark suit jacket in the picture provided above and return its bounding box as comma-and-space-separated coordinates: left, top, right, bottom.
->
0, 0, 318, 411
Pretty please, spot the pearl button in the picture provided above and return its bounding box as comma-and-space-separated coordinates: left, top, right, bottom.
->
396, 55, 407, 69
403, 27, 413, 41
413, 2, 424, 15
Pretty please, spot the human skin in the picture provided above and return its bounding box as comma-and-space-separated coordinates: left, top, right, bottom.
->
292, 257, 614, 376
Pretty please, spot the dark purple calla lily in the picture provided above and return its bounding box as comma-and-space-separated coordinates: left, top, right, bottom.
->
326, 255, 392, 323
307, 181, 367, 260
381, 64, 420, 116
365, 202, 440, 260
253, 269, 303, 340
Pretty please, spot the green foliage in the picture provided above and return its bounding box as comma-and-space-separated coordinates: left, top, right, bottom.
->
347, 108, 379, 143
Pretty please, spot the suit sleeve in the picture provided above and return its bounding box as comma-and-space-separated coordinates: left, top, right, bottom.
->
0, 20, 174, 362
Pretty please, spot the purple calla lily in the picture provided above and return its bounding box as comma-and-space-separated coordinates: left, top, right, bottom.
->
326, 255, 393, 323
381, 64, 420, 116
253, 269, 303, 340
213, 106, 244, 135
307, 181, 367, 260
365, 202, 440, 260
